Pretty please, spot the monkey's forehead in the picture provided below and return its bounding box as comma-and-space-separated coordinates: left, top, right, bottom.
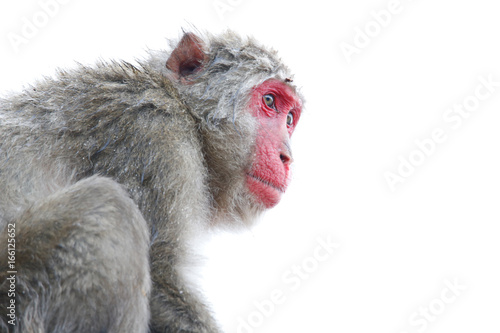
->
204, 33, 291, 70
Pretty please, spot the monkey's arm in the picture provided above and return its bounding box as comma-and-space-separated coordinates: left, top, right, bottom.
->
149, 241, 221, 333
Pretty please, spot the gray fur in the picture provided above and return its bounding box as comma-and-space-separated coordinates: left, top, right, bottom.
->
0, 30, 298, 332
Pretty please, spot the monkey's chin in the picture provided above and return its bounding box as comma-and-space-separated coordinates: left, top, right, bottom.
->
246, 173, 285, 209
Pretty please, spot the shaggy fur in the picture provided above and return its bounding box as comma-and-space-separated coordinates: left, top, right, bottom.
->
0, 30, 298, 332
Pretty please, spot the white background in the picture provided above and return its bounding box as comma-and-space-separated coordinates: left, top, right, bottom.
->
1, 1, 500, 332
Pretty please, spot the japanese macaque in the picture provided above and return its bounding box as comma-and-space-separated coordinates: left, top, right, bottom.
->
0, 30, 303, 332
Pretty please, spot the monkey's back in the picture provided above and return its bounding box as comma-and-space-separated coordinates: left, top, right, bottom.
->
0, 61, 208, 228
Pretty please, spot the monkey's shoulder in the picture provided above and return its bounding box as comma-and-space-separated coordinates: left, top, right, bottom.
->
0, 60, 189, 128
55, 60, 183, 106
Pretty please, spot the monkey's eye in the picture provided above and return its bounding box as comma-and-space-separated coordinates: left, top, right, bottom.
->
286, 112, 294, 127
263, 94, 275, 109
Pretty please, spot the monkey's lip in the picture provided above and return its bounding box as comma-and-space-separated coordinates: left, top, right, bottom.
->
246, 173, 286, 193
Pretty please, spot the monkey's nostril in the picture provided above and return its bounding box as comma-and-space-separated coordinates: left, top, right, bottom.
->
280, 153, 293, 165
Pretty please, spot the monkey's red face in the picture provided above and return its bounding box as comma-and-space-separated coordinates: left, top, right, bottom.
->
246, 79, 302, 208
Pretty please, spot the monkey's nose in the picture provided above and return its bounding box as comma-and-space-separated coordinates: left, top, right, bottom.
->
280, 151, 293, 165
280, 140, 293, 165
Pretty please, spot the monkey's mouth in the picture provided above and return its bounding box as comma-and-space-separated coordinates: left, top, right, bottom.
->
246, 173, 285, 193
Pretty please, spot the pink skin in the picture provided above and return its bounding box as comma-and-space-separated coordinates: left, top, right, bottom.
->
246, 79, 302, 208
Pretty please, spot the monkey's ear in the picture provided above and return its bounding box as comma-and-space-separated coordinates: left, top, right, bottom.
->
166, 33, 207, 81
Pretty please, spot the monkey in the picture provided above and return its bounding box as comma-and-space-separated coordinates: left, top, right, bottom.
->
0, 30, 303, 333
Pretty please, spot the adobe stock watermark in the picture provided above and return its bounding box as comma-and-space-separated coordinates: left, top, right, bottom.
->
397, 278, 466, 333
340, 0, 417, 64
236, 235, 340, 333
212, 0, 245, 21
385, 74, 499, 192
6, 0, 73, 54
5, 222, 17, 326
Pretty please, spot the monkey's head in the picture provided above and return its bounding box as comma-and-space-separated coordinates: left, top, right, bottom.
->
162, 31, 303, 222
